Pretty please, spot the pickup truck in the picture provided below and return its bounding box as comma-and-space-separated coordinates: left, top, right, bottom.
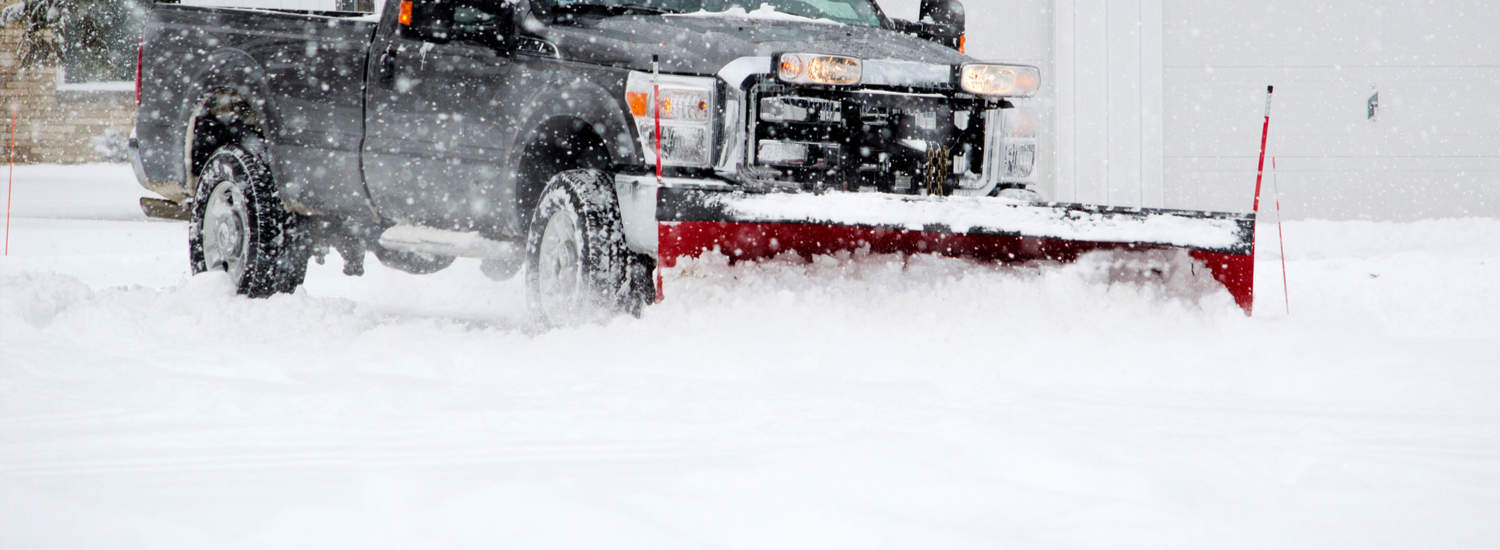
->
131, 0, 1041, 323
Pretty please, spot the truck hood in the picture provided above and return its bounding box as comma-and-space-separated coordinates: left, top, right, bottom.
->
537, 14, 974, 76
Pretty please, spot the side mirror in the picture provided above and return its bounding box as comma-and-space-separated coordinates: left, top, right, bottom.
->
451, 2, 516, 52
918, 0, 965, 51
399, 0, 515, 51
404, 22, 453, 43
400, 0, 455, 43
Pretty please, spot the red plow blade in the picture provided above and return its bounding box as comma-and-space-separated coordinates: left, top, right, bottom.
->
656, 188, 1257, 314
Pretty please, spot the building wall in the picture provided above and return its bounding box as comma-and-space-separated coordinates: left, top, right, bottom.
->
9, 0, 1495, 219
1, 26, 138, 164
890, 0, 1500, 220
1160, 0, 1500, 220
1050, 0, 1163, 208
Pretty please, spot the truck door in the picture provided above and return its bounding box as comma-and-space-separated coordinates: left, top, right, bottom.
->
362, 0, 521, 233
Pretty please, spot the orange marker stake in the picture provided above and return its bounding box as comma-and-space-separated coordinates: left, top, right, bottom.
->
5, 101, 16, 256
1272, 157, 1290, 315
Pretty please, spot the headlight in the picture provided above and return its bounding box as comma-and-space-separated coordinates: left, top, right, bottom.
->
959, 64, 1041, 97
777, 53, 862, 86
625, 71, 717, 168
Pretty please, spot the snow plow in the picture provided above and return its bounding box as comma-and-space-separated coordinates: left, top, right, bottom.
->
130, 0, 1266, 323
649, 187, 1257, 314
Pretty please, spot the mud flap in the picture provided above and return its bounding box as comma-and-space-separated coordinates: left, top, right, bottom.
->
140, 197, 190, 221
655, 188, 1256, 315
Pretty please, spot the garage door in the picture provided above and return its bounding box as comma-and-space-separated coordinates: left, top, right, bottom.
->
1161, 0, 1500, 220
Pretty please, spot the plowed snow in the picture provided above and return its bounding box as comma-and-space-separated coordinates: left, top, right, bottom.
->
3, 165, 1498, 549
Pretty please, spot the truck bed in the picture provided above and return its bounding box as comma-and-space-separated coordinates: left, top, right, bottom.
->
135, 4, 378, 215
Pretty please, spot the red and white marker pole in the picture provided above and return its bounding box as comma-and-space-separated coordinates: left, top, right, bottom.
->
1252, 86, 1274, 214
1244, 85, 1276, 316
651, 55, 665, 301
652, 55, 663, 183
5, 100, 16, 257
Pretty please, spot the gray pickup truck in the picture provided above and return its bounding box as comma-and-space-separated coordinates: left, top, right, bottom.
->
131, 0, 1041, 323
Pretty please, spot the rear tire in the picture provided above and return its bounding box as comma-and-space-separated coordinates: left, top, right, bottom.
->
525, 169, 643, 326
189, 144, 309, 297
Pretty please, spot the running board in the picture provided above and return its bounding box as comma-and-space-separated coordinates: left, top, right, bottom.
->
377, 225, 519, 259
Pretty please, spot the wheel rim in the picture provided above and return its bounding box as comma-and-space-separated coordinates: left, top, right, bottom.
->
536, 207, 583, 322
202, 179, 251, 284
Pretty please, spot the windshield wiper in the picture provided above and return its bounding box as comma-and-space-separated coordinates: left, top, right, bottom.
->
550, 2, 681, 20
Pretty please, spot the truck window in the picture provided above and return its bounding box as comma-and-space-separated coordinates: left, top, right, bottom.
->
541, 0, 884, 27
454, 0, 506, 29
405, 0, 506, 32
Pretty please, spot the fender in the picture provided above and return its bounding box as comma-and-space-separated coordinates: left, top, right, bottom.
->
511, 68, 642, 168
176, 48, 280, 198
500, 66, 642, 234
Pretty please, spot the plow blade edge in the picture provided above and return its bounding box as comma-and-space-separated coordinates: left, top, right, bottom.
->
655, 188, 1257, 314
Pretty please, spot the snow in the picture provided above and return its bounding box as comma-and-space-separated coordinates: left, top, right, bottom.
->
708, 190, 1248, 250
3, 164, 1500, 548
858, 58, 954, 89
671, 4, 842, 26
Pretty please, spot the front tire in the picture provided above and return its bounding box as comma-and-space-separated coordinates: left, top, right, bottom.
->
525, 169, 642, 326
189, 144, 309, 297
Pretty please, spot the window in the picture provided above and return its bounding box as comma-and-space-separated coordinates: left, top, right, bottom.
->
542, 0, 885, 27
57, 0, 144, 90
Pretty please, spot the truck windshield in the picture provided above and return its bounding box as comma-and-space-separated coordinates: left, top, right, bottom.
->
543, 0, 885, 27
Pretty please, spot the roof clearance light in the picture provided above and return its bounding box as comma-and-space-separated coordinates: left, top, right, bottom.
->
960, 64, 1041, 98
777, 54, 862, 86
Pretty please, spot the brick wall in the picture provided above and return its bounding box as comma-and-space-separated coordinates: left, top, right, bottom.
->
1, 26, 139, 164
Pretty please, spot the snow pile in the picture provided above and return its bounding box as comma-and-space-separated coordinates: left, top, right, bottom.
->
712, 190, 1248, 249
2, 165, 1499, 549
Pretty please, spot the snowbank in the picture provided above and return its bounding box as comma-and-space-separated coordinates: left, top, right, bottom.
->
2, 165, 1498, 549
709, 190, 1248, 249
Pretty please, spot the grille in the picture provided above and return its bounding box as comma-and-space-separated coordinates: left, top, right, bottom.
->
746, 80, 996, 195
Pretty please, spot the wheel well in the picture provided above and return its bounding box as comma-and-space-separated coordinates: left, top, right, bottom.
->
515, 117, 612, 232
186, 90, 268, 187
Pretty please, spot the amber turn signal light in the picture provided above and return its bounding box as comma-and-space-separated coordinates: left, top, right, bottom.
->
626, 91, 650, 117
